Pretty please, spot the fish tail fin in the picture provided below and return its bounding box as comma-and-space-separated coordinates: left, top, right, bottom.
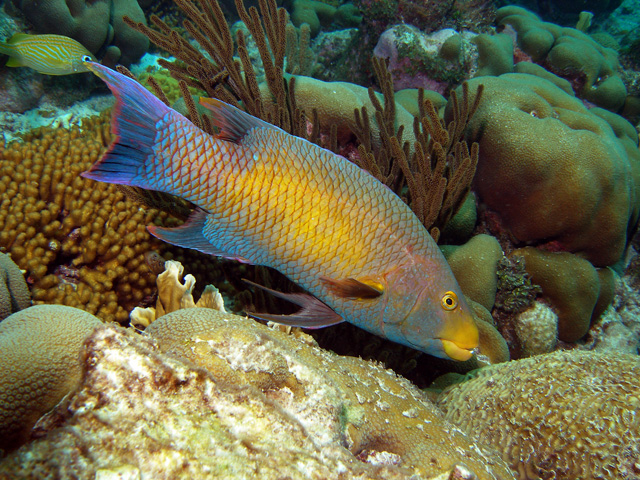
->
80, 61, 176, 189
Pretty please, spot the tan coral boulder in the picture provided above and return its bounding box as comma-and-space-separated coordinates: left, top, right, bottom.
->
456, 73, 640, 266
0, 305, 101, 451
146, 308, 515, 479
287, 75, 416, 146
1, 309, 515, 479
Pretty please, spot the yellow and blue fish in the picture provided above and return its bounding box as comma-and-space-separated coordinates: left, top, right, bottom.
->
82, 61, 479, 361
0, 33, 95, 75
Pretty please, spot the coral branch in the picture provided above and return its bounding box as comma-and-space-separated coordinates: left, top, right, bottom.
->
353, 57, 482, 241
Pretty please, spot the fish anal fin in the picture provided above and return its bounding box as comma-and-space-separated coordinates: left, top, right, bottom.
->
243, 279, 344, 328
5, 57, 22, 67
148, 208, 250, 262
198, 97, 281, 144
319, 276, 384, 299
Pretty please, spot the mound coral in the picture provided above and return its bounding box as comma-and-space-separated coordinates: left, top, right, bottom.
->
289, 74, 417, 146
457, 73, 640, 267
0, 305, 101, 452
0, 311, 515, 479
472, 33, 514, 77
289, 0, 362, 37
147, 308, 515, 479
436, 350, 640, 479
442, 234, 503, 311
8, 0, 149, 66
0, 116, 183, 322
496, 6, 627, 111
0, 252, 30, 320
513, 247, 616, 342
466, 299, 509, 365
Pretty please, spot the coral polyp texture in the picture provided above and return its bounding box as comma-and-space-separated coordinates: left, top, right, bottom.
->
513, 301, 558, 357
0, 116, 181, 322
436, 350, 640, 479
0, 310, 516, 479
458, 74, 640, 267
0, 305, 101, 452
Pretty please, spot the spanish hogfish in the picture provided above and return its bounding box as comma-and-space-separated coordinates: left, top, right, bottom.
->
82, 61, 479, 361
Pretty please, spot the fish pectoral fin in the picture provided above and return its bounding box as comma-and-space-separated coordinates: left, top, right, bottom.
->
198, 97, 282, 144
147, 208, 250, 263
243, 279, 344, 328
319, 276, 384, 299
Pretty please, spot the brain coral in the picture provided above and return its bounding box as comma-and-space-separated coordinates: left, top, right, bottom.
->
455, 73, 640, 267
0, 313, 515, 479
436, 350, 640, 479
513, 300, 558, 357
0, 115, 185, 322
0, 305, 101, 452
0, 252, 30, 320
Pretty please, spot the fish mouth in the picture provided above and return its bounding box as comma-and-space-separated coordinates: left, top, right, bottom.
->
440, 339, 475, 361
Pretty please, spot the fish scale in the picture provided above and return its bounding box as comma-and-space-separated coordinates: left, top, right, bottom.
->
82, 61, 480, 361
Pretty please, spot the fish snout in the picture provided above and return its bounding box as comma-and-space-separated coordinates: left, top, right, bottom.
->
435, 298, 479, 361
400, 286, 479, 361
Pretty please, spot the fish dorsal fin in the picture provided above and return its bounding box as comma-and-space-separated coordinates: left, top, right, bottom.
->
7, 33, 31, 44
198, 97, 282, 144
319, 276, 384, 299
243, 279, 344, 328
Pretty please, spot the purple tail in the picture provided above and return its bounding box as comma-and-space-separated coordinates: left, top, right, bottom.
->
81, 61, 178, 188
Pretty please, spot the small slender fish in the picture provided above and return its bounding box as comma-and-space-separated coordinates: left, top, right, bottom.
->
82, 61, 479, 361
0, 33, 95, 75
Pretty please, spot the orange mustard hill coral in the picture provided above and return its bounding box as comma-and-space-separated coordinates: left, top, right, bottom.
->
0, 114, 184, 323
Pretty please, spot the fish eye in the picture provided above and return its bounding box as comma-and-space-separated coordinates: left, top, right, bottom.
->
441, 291, 458, 311
82, 55, 92, 62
